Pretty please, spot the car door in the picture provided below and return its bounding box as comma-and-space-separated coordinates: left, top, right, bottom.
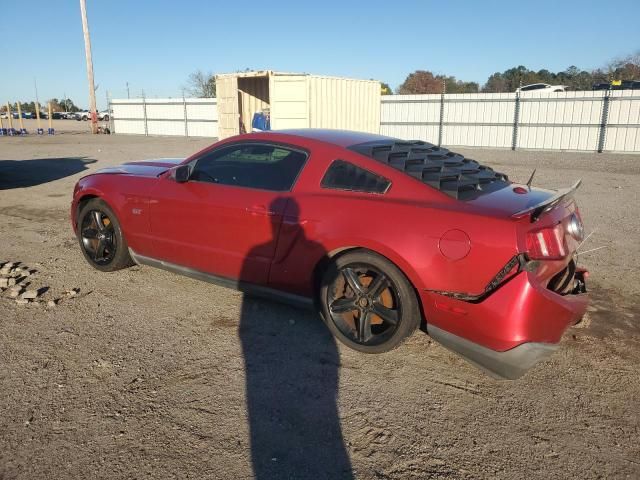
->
148, 142, 308, 285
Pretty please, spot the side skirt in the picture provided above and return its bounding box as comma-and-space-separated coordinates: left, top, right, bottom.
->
129, 249, 314, 310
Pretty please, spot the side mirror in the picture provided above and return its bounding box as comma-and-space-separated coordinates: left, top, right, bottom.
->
172, 164, 190, 183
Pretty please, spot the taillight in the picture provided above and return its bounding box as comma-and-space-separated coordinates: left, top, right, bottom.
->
526, 224, 567, 260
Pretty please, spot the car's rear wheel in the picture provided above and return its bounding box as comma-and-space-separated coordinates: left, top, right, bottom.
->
319, 250, 421, 353
77, 198, 133, 272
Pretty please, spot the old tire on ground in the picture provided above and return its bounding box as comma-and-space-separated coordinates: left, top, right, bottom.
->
77, 198, 133, 272
319, 250, 421, 353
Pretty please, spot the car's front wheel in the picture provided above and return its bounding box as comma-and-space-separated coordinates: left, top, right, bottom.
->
77, 198, 133, 272
320, 250, 421, 353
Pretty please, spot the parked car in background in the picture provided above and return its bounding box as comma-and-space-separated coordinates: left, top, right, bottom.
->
71, 129, 589, 380
0, 112, 8, 119
11, 111, 33, 119
516, 83, 567, 93
611, 79, 640, 90
594, 80, 640, 91
75, 110, 109, 121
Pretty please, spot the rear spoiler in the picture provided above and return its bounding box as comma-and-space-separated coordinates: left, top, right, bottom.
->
512, 180, 582, 222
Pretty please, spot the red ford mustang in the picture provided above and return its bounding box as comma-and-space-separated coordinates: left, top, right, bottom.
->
71, 129, 589, 379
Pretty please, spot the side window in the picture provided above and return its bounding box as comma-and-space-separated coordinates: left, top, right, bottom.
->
191, 144, 307, 191
321, 160, 390, 194
522, 84, 546, 91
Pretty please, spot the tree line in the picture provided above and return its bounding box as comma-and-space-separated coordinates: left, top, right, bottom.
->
12, 51, 636, 112
394, 50, 640, 94
184, 51, 639, 99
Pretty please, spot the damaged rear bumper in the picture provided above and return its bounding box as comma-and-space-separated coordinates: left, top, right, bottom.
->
422, 267, 589, 379
427, 325, 559, 380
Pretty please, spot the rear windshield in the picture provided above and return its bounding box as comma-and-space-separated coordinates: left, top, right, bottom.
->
349, 140, 509, 201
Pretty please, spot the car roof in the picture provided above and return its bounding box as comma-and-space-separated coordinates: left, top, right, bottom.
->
245, 129, 510, 201
272, 128, 398, 148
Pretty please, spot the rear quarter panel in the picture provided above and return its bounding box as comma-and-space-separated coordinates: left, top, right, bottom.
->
268, 138, 520, 299
270, 192, 518, 297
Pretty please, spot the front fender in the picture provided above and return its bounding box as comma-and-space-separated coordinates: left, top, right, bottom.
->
71, 175, 154, 254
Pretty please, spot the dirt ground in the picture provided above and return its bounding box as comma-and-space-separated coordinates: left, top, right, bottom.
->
1, 132, 639, 479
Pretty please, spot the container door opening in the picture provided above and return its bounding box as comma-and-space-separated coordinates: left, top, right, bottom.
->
237, 76, 270, 134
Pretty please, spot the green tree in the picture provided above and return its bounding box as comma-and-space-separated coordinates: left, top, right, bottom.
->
380, 82, 393, 95
11, 101, 36, 113
46, 98, 79, 112
481, 51, 639, 92
441, 76, 479, 93
482, 72, 508, 93
398, 71, 480, 94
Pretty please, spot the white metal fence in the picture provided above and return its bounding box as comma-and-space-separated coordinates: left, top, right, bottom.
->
109, 91, 640, 152
110, 98, 218, 137
380, 90, 640, 153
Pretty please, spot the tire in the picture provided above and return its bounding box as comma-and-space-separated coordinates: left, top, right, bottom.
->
319, 250, 421, 353
77, 198, 133, 272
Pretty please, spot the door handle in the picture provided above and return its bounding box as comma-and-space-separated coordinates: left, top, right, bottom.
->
246, 205, 276, 216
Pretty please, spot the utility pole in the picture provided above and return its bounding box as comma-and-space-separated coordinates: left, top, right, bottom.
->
80, 0, 97, 134
33, 78, 40, 105
126, 82, 130, 99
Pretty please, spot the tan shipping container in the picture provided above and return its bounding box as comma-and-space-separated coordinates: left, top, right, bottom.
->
215, 71, 381, 139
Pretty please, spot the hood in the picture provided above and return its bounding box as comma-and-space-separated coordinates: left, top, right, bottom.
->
95, 158, 184, 177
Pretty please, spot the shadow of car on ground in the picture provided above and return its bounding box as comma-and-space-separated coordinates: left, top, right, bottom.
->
239, 197, 354, 479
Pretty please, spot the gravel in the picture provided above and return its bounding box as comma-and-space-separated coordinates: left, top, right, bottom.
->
20, 290, 38, 300
1, 133, 639, 479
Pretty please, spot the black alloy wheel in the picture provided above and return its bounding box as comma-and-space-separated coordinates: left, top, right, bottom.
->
81, 209, 117, 265
320, 250, 421, 353
328, 264, 401, 345
77, 198, 133, 272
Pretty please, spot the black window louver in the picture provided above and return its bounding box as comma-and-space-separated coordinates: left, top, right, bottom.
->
349, 140, 509, 200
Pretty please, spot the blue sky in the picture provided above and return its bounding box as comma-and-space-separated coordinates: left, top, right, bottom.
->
1, 0, 638, 109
